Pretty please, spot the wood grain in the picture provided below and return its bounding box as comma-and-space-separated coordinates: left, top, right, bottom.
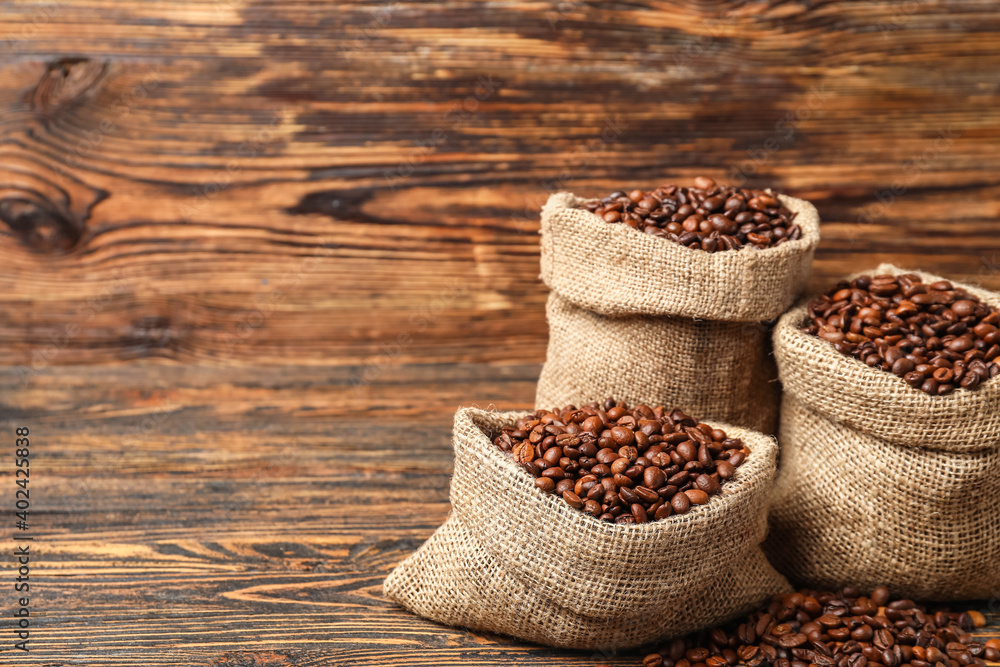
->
1, 1, 1000, 367
1, 362, 998, 666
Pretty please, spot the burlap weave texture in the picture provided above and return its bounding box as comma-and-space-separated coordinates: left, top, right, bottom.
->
384, 406, 791, 650
765, 264, 1000, 599
535, 191, 821, 435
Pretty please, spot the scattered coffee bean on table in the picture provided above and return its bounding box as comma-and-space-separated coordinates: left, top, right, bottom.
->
583, 176, 801, 252
493, 399, 749, 524
804, 273, 1000, 395
643, 586, 993, 667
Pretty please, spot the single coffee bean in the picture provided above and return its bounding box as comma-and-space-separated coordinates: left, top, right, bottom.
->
611, 425, 635, 446
535, 477, 555, 493
631, 503, 648, 523
561, 490, 583, 509
779, 633, 809, 648
619, 486, 639, 505
644, 466, 667, 489
671, 492, 691, 514
695, 474, 720, 494
634, 485, 660, 503
685, 488, 710, 505
555, 478, 574, 495
654, 503, 673, 520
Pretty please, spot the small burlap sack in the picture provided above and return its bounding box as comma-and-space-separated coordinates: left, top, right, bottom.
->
535, 191, 821, 435
383, 406, 791, 650
765, 264, 1000, 600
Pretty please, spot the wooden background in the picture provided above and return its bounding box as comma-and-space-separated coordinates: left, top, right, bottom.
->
1, 0, 999, 664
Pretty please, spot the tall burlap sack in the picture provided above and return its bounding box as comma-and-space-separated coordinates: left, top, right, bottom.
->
383, 406, 791, 650
765, 264, 1000, 600
535, 191, 821, 435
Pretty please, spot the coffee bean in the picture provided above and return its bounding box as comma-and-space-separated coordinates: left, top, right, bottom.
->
695, 473, 719, 494
874, 628, 895, 649
685, 488, 710, 505
653, 503, 673, 520
535, 477, 555, 493
805, 274, 1000, 395
677, 441, 697, 462
584, 179, 799, 252
634, 485, 660, 503
687, 648, 711, 662
618, 445, 639, 462
779, 633, 809, 648
671, 491, 691, 514
632, 503, 648, 523
716, 460, 736, 479
644, 466, 667, 489
611, 425, 635, 446
561, 490, 583, 509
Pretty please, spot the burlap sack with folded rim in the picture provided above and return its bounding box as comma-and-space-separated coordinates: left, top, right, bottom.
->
383, 406, 791, 650
535, 191, 821, 435
765, 264, 1000, 600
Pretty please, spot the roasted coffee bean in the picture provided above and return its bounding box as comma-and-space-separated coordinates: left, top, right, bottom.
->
584, 179, 799, 252
685, 488, 710, 505
646, 587, 988, 667
561, 490, 583, 509
870, 586, 890, 607
497, 399, 747, 521
779, 633, 809, 648
695, 473, 720, 494
634, 485, 660, 503
671, 491, 691, 514
654, 503, 673, 520
534, 477, 555, 493
716, 460, 736, 479
644, 466, 667, 489
804, 273, 999, 395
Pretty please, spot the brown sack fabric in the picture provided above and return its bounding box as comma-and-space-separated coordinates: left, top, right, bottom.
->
535, 191, 821, 435
383, 406, 791, 650
766, 264, 1000, 600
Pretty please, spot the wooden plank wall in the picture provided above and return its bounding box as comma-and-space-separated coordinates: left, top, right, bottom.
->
1, 1, 999, 370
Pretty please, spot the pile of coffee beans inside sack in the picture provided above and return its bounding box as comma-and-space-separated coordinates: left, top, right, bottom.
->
640, 586, 997, 667
582, 176, 801, 252
493, 399, 748, 524
805, 273, 1000, 395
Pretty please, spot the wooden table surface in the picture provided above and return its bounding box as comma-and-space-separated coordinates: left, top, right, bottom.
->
1, 1, 999, 664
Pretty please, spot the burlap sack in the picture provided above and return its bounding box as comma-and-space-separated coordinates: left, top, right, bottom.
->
765, 264, 1000, 600
535, 191, 821, 435
383, 406, 791, 650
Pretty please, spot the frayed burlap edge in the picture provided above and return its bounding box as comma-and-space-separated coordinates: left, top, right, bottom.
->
383, 407, 791, 650
538, 191, 821, 321
773, 264, 1000, 451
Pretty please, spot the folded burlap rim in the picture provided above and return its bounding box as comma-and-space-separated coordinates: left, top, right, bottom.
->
448, 406, 779, 619
539, 191, 821, 321
773, 263, 1000, 452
